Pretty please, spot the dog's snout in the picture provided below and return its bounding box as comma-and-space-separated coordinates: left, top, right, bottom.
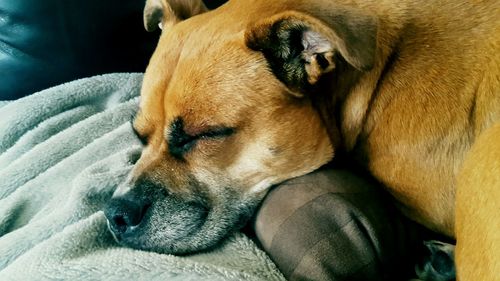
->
105, 177, 169, 238
104, 197, 151, 236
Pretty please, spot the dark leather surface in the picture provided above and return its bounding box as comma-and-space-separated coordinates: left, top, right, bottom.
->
0, 0, 230, 100
0, 0, 160, 100
203, 0, 228, 9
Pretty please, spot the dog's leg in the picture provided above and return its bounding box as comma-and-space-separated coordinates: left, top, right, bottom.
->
455, 123, 500, 280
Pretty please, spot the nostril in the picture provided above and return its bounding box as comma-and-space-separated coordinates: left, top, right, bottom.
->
114, 216, 126, 227
111, 214, 128, 233
104, 198, 151, 234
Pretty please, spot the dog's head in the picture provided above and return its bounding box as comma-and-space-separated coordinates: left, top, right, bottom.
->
104, 0, 377, 254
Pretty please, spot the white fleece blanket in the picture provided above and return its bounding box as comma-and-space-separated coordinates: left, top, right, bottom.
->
0, 73, 285, 281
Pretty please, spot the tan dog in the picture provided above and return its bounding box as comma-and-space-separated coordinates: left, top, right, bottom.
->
103, 0, 500, 279
456, 123, 500, 280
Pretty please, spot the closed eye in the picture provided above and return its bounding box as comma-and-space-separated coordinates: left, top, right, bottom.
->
198, 127, 235, 139
168, 118, 234, 159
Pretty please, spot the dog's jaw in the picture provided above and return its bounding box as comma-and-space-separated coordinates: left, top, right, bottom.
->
109, 189, 262, 255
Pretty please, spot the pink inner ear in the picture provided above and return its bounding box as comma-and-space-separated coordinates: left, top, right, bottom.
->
301, 30, 336, 85
302, 30, 333, 54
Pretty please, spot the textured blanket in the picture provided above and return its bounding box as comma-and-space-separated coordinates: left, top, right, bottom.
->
0, 73, 285, 281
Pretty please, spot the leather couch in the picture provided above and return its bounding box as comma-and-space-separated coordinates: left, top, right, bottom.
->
0, 0, 228, 100
0, 0, 161, 100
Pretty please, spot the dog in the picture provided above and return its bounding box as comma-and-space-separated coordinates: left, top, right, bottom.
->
103, 0, 500, 279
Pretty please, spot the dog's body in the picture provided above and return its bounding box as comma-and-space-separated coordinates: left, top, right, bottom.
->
104, 0, 500, 279
456, 122, 500, 280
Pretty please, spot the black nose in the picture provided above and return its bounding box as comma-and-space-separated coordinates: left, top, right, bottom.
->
104, 197, 151, 236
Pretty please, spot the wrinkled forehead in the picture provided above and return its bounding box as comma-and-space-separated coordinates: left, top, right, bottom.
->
166, 36, 265, 105
162, 46, 278, 136
137, 19, 285, 135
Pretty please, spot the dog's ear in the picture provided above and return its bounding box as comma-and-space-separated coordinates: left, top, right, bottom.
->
144, 0, 208, 32
245, 10, 377, 95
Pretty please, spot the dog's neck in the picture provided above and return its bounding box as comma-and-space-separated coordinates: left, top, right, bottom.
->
230, 0, 411, 158
247, 0, 407, 156
312, 30, 406, 158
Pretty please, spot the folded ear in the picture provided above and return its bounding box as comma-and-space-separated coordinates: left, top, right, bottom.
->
245, 10, 377, 95
144, 0, 208, 32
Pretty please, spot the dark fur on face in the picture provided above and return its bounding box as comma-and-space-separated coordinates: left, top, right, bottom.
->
246, 20, 311, 93
106, 174, 263, 254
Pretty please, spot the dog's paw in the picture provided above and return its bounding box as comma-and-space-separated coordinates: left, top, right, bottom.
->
415, 240, 456, 281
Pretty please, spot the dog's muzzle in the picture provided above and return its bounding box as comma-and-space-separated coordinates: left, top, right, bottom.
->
103, 177, 263, 254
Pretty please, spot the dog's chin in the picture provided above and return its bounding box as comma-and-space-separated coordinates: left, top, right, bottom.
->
109, 194, 261, 255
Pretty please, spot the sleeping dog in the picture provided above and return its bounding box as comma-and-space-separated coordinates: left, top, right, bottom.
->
104, 0, 500, 279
